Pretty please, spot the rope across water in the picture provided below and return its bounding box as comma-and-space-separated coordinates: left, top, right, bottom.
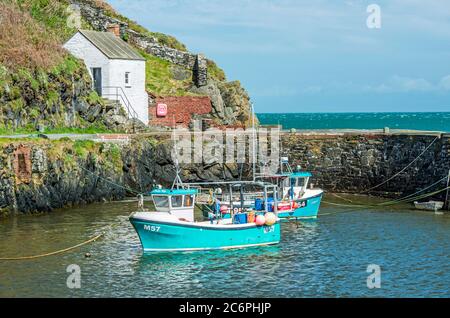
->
0, 233, 104, 261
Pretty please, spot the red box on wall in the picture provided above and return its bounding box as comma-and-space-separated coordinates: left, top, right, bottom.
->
156, 103, 168, 117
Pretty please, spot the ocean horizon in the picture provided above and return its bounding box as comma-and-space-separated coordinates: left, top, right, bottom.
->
257, 112, 450, 132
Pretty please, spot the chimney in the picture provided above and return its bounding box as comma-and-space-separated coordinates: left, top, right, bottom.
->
107, 24, 120, 37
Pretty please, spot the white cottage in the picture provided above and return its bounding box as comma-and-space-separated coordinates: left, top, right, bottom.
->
64, 29, 148, 124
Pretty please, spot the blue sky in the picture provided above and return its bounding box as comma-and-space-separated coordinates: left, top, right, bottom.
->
109, 0, 450, 113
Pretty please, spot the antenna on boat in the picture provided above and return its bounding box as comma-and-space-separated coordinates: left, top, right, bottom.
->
251, 102, 256, 182
171, 116, 183, 189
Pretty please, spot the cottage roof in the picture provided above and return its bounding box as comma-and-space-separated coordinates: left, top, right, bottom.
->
78, 30, 145, 61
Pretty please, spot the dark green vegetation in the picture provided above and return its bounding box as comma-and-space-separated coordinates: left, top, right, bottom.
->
0, 0, 234, 133
140, 50, 197, 97
0, 0, 113, 134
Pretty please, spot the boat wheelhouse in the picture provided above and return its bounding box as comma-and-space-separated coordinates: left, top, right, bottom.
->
150, 188, 197, 222
266, 171, 323, 219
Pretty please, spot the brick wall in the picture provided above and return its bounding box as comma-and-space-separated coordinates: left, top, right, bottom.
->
13, 145, 32, 185
148, 96, 212, 127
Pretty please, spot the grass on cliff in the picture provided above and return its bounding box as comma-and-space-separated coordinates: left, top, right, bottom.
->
0, 1, 65, 71
207, 60, 226, 82
141, 51, 199, 97
0, 1, 115, 133
0, 53, 113, 134
92, 0, 187, 51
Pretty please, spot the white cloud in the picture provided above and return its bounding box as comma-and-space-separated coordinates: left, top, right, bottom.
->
251, 74, 450, 98
439, 75, 450, 91
251, 85, 299, 97
365, 76, 435, 93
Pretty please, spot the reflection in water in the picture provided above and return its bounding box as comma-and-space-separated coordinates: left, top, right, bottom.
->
0, 200, 449, 297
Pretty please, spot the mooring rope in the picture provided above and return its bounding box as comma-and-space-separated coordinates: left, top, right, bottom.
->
0, 156, 143, 262
322, 185, 450, 210
360, 136, 439, 194
331, 193, 354, 203
77, 165, 142, 196
0, 233, 104, 261
377, 176, 448, 206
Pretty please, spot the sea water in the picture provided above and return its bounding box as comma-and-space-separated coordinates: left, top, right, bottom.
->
0, 199, 449, 298
257, 112, 450, 132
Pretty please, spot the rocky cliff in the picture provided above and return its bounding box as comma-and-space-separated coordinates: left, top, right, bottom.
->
0, 135, 247, 217
0, 0, 135, 134
1, 0, 255, 134
1, 132, 449, 217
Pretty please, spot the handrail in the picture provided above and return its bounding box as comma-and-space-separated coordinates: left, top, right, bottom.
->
102, 86, 140, 132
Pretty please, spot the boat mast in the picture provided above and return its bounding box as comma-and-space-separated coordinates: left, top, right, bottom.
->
171, 117, 183, 189
251, 103, 256, 182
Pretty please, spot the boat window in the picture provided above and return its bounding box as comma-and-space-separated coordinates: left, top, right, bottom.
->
171, 195, 183, 208
184, 195, 194, 207
296, 178, 305, 187
153, 196, 169, 208
290, 178, 296, 187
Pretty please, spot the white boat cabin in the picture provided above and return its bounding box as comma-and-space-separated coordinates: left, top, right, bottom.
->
150, 189, 197, 222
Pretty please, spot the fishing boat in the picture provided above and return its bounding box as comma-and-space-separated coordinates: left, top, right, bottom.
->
414, 200, 444, 212
202, 155, 323, 220
263, 171, 323, 219
129, 185, 281, 252
201, 172, 323, 220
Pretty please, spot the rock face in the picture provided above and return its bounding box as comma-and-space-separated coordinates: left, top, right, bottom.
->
3, 130, 448, 217
217, 81, 253, 125
0, 58, 134, 132
0, 136, 250, 217
189, 79, 254, 126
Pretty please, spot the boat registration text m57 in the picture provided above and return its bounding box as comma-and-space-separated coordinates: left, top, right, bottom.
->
144, 225, 160, 232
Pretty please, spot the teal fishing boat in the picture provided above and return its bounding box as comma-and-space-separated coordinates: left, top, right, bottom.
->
201, 171, 323, 220
255, 156, 323, 219
129, 186, 281, 252
267, 172, 323, 219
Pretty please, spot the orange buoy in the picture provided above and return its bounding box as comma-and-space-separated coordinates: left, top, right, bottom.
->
264, 212, 277, 226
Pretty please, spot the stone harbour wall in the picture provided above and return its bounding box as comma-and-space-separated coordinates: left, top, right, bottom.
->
282, 132, 450, 198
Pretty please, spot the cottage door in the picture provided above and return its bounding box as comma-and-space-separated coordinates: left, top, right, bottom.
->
91, 68, 102, 96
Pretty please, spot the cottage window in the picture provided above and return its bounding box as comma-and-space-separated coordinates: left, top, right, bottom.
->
125, 72, 131, 87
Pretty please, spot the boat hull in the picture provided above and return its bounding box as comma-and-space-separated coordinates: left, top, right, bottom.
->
206, 193, 323, 221
278, 193, 323, 220
414, 201, 444, 211
130, 216, 281, 252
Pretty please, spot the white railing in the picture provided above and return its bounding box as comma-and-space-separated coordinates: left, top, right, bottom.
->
102, 86, 140, 132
